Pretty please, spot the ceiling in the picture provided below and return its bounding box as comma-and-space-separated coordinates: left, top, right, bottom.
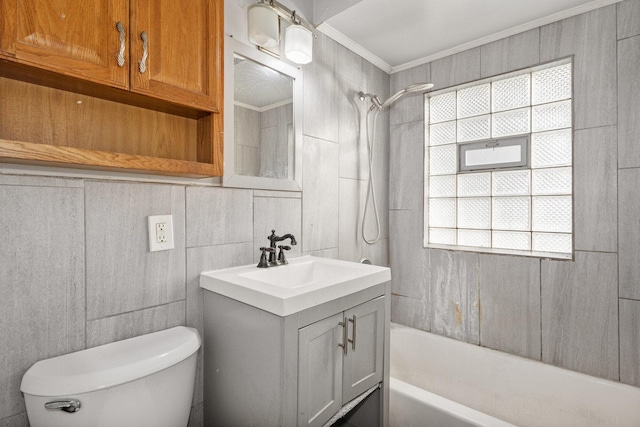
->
316, 0, 620, 73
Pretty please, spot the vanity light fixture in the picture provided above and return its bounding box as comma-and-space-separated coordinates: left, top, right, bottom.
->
247, 0, 315, 64
284, 22, 313, 64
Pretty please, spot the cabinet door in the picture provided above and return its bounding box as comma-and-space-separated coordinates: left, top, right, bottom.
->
0, 0, 129, 88
298, 313, 344, 427
130, 0, 222, 111
342, 296, 385, 403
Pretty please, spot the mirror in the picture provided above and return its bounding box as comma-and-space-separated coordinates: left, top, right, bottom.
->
224, 36, 303, 191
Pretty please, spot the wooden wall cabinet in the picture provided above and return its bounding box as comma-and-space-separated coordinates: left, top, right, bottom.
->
0, 0, 223, 177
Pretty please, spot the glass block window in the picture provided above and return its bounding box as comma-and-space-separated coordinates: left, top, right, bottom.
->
425, 60, 573, 258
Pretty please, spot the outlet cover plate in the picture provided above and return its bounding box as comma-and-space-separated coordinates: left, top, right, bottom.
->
148, 214, 174, 252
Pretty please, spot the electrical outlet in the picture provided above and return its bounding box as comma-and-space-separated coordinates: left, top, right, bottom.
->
148, 215, 174, 252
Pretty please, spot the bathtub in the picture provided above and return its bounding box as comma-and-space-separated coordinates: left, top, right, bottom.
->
389, 323, 640, 427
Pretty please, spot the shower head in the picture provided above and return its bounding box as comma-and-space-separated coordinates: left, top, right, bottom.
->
358, 83, 434, 111
380, 82, 434, 109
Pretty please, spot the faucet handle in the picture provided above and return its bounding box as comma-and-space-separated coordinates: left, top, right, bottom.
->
257, 247, 275, 268
277, 245, 291, 264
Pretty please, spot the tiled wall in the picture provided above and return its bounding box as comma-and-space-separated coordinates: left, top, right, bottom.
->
389, 0, 640, 388
0, 32, 389, 427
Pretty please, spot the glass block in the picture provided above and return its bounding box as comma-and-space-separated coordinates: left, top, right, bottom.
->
531, 129, 572, 168
457, 172, 491, 197
532, 63, 572, 105
457, 115, 491, 142
492, 197, 530, 231
492, 74, 530, 112
493, 231, 531, 251
532, 232, 572, 254
457, 198, 491, 229
429, 175, 456, 198
532, 167, 572, 195
429, 198, 456, 228
532, 100, 572, 132
532, 196, 572, 233
429, 92, 456, 123
429, 145, 457, 176
429, 121, 456, 146
429, 228, 456, 245
492, 107, 530, 137
457, 84, 490, 119
492, 170, 530, 196
458, 229, 491, 248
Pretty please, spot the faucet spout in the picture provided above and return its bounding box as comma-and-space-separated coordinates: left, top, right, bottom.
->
267, 230, 297, 264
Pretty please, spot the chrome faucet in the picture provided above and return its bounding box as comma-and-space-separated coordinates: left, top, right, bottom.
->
257, 230, 297, 268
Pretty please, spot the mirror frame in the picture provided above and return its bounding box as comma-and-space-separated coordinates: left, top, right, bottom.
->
223, 36, 303, 191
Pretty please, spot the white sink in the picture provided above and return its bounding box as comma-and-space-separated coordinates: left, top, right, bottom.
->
200, 256, 391, 316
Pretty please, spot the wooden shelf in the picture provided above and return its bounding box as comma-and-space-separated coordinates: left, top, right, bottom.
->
0, 139, 220, 178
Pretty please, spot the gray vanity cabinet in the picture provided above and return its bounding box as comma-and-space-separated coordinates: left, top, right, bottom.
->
297, 297, 385, 427
202, 282, 390, 427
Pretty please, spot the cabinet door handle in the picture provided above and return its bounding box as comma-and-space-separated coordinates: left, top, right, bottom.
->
337, 320, 348, 355
139, 31, 148, 73
116, 21, 125, 67
348, 315, 357, 350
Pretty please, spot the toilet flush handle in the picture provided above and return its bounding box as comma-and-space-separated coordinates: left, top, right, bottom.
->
44, 399, 81, 413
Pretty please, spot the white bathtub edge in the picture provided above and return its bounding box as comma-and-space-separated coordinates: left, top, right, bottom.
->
389, 377, 515, 427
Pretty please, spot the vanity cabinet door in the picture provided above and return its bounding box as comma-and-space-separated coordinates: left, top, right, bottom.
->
129, 0, 222, 111
298, 312, 344, 427
342, 296, 385, 403
0, 0, 129, 88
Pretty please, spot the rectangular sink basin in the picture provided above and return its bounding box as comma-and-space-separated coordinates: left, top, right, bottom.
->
200, 256, 390, 316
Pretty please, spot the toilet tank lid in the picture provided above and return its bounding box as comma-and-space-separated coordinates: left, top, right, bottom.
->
21, 326, 201, 396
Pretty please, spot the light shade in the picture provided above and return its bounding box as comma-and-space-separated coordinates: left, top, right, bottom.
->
248, 3, 279, 48
284, 24, 313, 65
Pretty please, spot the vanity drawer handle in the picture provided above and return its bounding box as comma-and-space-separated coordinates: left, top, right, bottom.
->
338, 319, 348, 355
348, 315, 357, 351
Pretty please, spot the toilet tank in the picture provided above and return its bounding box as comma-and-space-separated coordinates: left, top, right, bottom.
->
21, 326, 201, 427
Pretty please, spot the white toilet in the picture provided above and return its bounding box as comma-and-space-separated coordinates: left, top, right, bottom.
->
21, 326, 201, 427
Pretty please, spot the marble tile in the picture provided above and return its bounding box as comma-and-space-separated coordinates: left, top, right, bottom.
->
254, 190, 301, 199
0, 174, 83, 187
618, 0, 640, 39
86, 181, 186, 320
253, 195, 302, 263
480, 29, 540, 78
479, 255, 541, 360
389, 210, 429, 301
186, 242, 253, 406
337, 44, 363, 86
302, 136, 339, 252
302, 247, 339, 259
574, 126, 617, 252
430, 249, 480, 344
186, 187, 253, 248
540, 5, 617, 130
430, 48, 481, 90
0, 184, 84, 420
303, 33, 340, 142
391, 294, 431, 333
618, 35, 640, 168
339, 178, 388, 263
390, 63, 430, 126
390, 121, 424, 210
619, 168, 640, 299
86, 301, 185, 348
0, 413, 29, 427
541, 251, 618, 380
338, 79, 368, 181
620, 298, 640, 387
